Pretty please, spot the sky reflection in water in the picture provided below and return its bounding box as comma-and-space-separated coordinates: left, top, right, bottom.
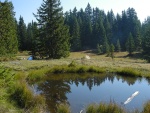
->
33, 73, 150, 113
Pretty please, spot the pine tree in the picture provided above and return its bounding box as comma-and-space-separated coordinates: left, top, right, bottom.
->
34, 0, 70, 59
71, 16, 81, 51
97, 16, 109, 54
103, 37, 109, 54
116, 39, 121, 52
110, 44, 115, 59
134, 24, 142, 51
0, 1, 18, 55
143, 29, 150, 55
83, 3, 92, 48
126, 33, 135, 55
26, 23, 33, 50
18, 16, 27, 51
143, 29, 150, 62
30, 21, 39, 56
97, 44, 103, 54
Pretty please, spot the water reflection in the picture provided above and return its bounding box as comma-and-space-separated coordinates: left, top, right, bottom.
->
36, 79, 71, 113
32, 73, 150, 113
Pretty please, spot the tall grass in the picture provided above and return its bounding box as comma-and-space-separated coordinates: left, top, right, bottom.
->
47, 65, 106, 74
0, 67, 46, 113
0, 67, 22, 113
0, 54, 17, 62
27, 67, 49, 82
113, 67, 142, 77
10, 72, 46, 113
86, 102, 126, 113
57, 103, 71, 113
142, 101, 150, 113
86, 101, 150, 113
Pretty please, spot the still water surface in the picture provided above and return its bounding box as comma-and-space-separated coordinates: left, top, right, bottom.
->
32, 73, 150, 113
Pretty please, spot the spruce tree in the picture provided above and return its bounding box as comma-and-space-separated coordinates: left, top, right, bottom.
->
34, 0, 70, 59
30, 22, 39, 56
71, 16, 81, 51
116, 39, 121, 52
143, 29, 150, 62
26, 23, 33, 50
110, 44, 115, 59
126, 33, 135, 55
143, 29, 150, 55
134, 25, 142, 51
83, 3, 92, 48
0, 1, 18, 55
18, 16, 27, 51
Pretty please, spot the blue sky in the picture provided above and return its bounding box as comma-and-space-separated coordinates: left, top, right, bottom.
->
2, 0, 150, 24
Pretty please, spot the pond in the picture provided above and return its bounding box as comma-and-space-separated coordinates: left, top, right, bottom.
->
32, 73, 150, 113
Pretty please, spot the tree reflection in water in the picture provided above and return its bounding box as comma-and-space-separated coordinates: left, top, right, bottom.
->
32, 73, 146, 112
36, 79, 71, 113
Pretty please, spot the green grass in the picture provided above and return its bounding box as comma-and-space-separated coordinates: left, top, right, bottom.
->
86, 102, 150, 113
86, 102, 126, 113
0, 67, 46, 113
1, 51, 150, 112
57, 103, 71, 113
112, 67, 142, 77
142, 101, 150, 113
0, 54, 17, 62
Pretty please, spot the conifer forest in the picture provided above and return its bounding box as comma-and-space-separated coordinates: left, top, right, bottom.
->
0, 0, 150, 61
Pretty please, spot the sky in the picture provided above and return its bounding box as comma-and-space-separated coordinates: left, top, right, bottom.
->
2, 0, 150, 24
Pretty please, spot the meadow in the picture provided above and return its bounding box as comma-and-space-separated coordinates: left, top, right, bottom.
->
1, 51, 150, 77
1, 51, 150, 113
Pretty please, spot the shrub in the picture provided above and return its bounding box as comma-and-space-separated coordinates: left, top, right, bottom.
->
57, 103, 71, 113
68, 60, 77, 67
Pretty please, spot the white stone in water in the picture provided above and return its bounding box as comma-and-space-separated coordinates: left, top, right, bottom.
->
80, 110, 83, 113
124, 91, 139, 105
85, 55, 90, 60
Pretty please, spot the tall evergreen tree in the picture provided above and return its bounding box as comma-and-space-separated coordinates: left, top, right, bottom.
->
71, 16, 81, 51
104, 16, 111, 43
83, 3, 92, 48
34, 0, 70, 59
110, 44, 115, 59
30, 21, 39, 56
143, 30, 150, 62
26, 23, 33, 50
116, 39, 121, 52
126, 33, 135, 55
0, 1, 18, 55
17, 16, 27, 51
143, 29, 150, 55
134, 25, 142, 51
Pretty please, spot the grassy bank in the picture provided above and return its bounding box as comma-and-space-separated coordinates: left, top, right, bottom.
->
86, 102, 150, 113
54, 101, 150, 113
1, 51, 150, 112
27, 64, 150, 83
1, 51, 150, 77
0, 67, 46, 113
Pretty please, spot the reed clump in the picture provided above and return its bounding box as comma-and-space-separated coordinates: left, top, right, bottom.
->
47, 65, 106, 74
10, 72, 46, 113
86, 102, 126, 113
113, 67, 142, 77
57, 103, 71, 113
0, 67, 46, 113
27, 67, 49, 82
142, 101, 150, 113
